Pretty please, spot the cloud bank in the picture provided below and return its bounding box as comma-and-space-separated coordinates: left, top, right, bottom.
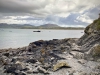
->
0, 0, 100, 27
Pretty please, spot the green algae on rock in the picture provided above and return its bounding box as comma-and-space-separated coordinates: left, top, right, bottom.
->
53, 61, 71, 71
92, 45, 100, 57
85, 18, 100, 35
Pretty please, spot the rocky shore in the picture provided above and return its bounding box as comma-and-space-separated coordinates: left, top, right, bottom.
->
0, 18, 100, 75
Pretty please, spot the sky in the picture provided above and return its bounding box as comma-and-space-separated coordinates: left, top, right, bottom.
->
0, 0, 100, 27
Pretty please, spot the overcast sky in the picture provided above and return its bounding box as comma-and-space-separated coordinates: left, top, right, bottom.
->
0, 0, 100, 27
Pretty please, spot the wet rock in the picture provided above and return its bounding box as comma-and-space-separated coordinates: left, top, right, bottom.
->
33, 40, 44, 46
28, 43, 37, 52
3, 52, 9, 57
14, 71, 26, 75
49, 53, 65, 60
52, 50, 62, 54
53, 61, 71, 71
26, 59, 37, 63
4, 64, 17, 73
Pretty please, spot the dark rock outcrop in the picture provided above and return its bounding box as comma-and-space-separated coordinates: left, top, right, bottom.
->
77, 18, 100, 61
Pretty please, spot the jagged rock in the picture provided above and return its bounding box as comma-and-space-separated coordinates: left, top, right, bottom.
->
4, 64, 18, 73
42, 63, 51, 70
4, 61, 27, 73
38, 66, 49, 74
92, 45, 100, 57
33, 67, 39, 73
53, 61, 71, 71
70, 51, 84, 59
26, 59, 37, 63
11, 56, 26, 63
84, 44, 100, 61
27, 43, 37, 52
3, 52, 9, 57
77, 18, 100, 56
33, 40, 44, 46
0, 56, 11, 66
14, 71, 26, 75
0, 57, 5, 67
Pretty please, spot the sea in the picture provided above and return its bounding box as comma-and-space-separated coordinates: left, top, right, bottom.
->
0, 28, 84, 49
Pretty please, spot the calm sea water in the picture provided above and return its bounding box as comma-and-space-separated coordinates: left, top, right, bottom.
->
0, 28, 84, 49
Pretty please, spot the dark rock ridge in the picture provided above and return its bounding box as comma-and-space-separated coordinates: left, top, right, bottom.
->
0, 18, 100, 75
77, 18, 100, 60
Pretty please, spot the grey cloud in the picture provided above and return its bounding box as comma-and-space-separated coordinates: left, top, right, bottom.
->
0, 0, 100, 26
0, 0, 48, 16
15, 17, 42, 20
44, 13, 88, 26
0, 15, 13, 19
0, 0, 100, 17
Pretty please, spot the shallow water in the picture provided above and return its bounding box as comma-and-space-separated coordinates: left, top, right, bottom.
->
0, 28, 84, 49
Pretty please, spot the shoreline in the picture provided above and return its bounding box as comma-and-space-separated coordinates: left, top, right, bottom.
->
0, 38, 78, 51
0, 46, 28, 51
0, 46, 28, 53
0, 38, 100, 75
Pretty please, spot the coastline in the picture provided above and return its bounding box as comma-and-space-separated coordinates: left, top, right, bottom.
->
0, 38, 100, 75
1, 16, 100, 74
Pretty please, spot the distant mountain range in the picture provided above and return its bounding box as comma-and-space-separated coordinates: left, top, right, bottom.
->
0, 23, 34, 29
0, 23, 84, 30
38, 24, 60, 28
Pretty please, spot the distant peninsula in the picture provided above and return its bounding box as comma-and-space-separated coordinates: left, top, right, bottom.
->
0, 23, 84, 30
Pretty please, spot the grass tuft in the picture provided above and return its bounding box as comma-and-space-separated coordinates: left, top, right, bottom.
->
93, 45, 100, 57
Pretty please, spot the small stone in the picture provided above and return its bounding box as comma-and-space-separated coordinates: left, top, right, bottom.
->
27, 70, 33, 74
26, 59, 37, 63
43, 63, 51, 70
78, 59, 87, 64
38, 66, 49, 74
33, 67, 39, 73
